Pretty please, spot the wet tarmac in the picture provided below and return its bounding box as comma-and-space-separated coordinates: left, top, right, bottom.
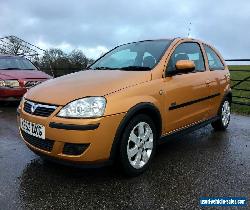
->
0, 104, 249, 209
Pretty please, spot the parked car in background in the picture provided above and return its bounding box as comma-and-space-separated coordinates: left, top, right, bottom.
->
17, 38, 231, 176
0, 55, 52, 101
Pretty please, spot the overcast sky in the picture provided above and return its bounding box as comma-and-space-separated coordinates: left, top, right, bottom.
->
0, 0, 250, 59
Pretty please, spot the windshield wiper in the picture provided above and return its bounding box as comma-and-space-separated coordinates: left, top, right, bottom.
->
1, 67, 21, 70
92, 66, 117, 70
90, 66, 151, 71
118, 66, 151, 71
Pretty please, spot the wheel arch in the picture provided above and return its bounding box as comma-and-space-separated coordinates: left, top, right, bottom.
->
217, 89, 232, 115
225, 90, 232, 103
109, 102, 162, 161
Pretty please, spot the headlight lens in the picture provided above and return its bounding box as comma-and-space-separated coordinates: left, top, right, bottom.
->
57, 97, 106, 118
0, 80, 20, 88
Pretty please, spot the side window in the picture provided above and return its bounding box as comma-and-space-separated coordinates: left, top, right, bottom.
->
204, 45, 224, 70
167, 42, 205, 73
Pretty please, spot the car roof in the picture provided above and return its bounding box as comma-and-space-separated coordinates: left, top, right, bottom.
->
146, 37, 213, 48
123, 37, 207, 45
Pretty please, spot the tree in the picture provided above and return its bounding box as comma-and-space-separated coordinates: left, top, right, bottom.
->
0, 36, 96, 77
0, 36, 39, 56
37, 48, 94, 77
38, 48, 70, 77
69, 49, 89, 70
0, 36, 22, 55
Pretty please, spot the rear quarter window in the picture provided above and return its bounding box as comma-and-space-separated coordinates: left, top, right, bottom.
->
204, 45, 224, 70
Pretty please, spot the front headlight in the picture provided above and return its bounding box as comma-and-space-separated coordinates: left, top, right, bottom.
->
57, 97, 106, 118
0, 80, 20, 88
0, 80, 5, 87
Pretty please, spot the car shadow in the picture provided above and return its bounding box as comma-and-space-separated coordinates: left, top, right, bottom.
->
0, 101, 20, 107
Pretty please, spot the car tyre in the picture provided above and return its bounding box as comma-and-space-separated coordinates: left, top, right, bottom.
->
211, 97, 231, 131
119, 114, 157, 176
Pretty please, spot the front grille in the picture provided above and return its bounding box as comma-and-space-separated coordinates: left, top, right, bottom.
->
62, 143, 89, 156
25, 81, 42, 88
21, 130, 54, 152
23, 100, 57, 117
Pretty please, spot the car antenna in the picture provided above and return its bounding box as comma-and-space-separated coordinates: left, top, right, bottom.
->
187, 22, 192, 38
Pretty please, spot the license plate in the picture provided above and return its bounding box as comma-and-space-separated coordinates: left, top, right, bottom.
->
20, 118, 45, 139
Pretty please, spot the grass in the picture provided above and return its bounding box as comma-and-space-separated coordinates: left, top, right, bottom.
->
228, 65, 250, 115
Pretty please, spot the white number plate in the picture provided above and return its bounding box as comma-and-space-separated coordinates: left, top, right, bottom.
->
20, 118, 45, 139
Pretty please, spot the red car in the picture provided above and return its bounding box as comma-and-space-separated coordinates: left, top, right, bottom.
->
0, 55, 52, 101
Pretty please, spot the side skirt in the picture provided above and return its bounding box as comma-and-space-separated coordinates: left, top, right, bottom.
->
158, 116, 220, 144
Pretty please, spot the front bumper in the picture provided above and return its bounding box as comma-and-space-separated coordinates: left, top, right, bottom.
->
0, 87, 26, 101
17, 104, 125, 164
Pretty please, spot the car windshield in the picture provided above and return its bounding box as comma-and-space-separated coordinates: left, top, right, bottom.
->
0, 57, 37, 70
89, 40, 172, 71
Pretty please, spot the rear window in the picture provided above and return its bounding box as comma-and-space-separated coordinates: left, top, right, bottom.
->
0, 57, 37, 70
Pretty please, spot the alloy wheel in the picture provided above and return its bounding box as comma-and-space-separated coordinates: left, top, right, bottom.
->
221, 100, 230, 127
126, 122, 154, 169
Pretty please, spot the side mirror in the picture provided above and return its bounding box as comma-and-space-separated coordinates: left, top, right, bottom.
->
175, 60, 195, 72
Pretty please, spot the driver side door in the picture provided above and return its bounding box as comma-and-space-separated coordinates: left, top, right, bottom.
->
163, 42, 212, 133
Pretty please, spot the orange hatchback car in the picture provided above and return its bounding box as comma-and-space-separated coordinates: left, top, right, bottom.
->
17, 38, 231, 176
